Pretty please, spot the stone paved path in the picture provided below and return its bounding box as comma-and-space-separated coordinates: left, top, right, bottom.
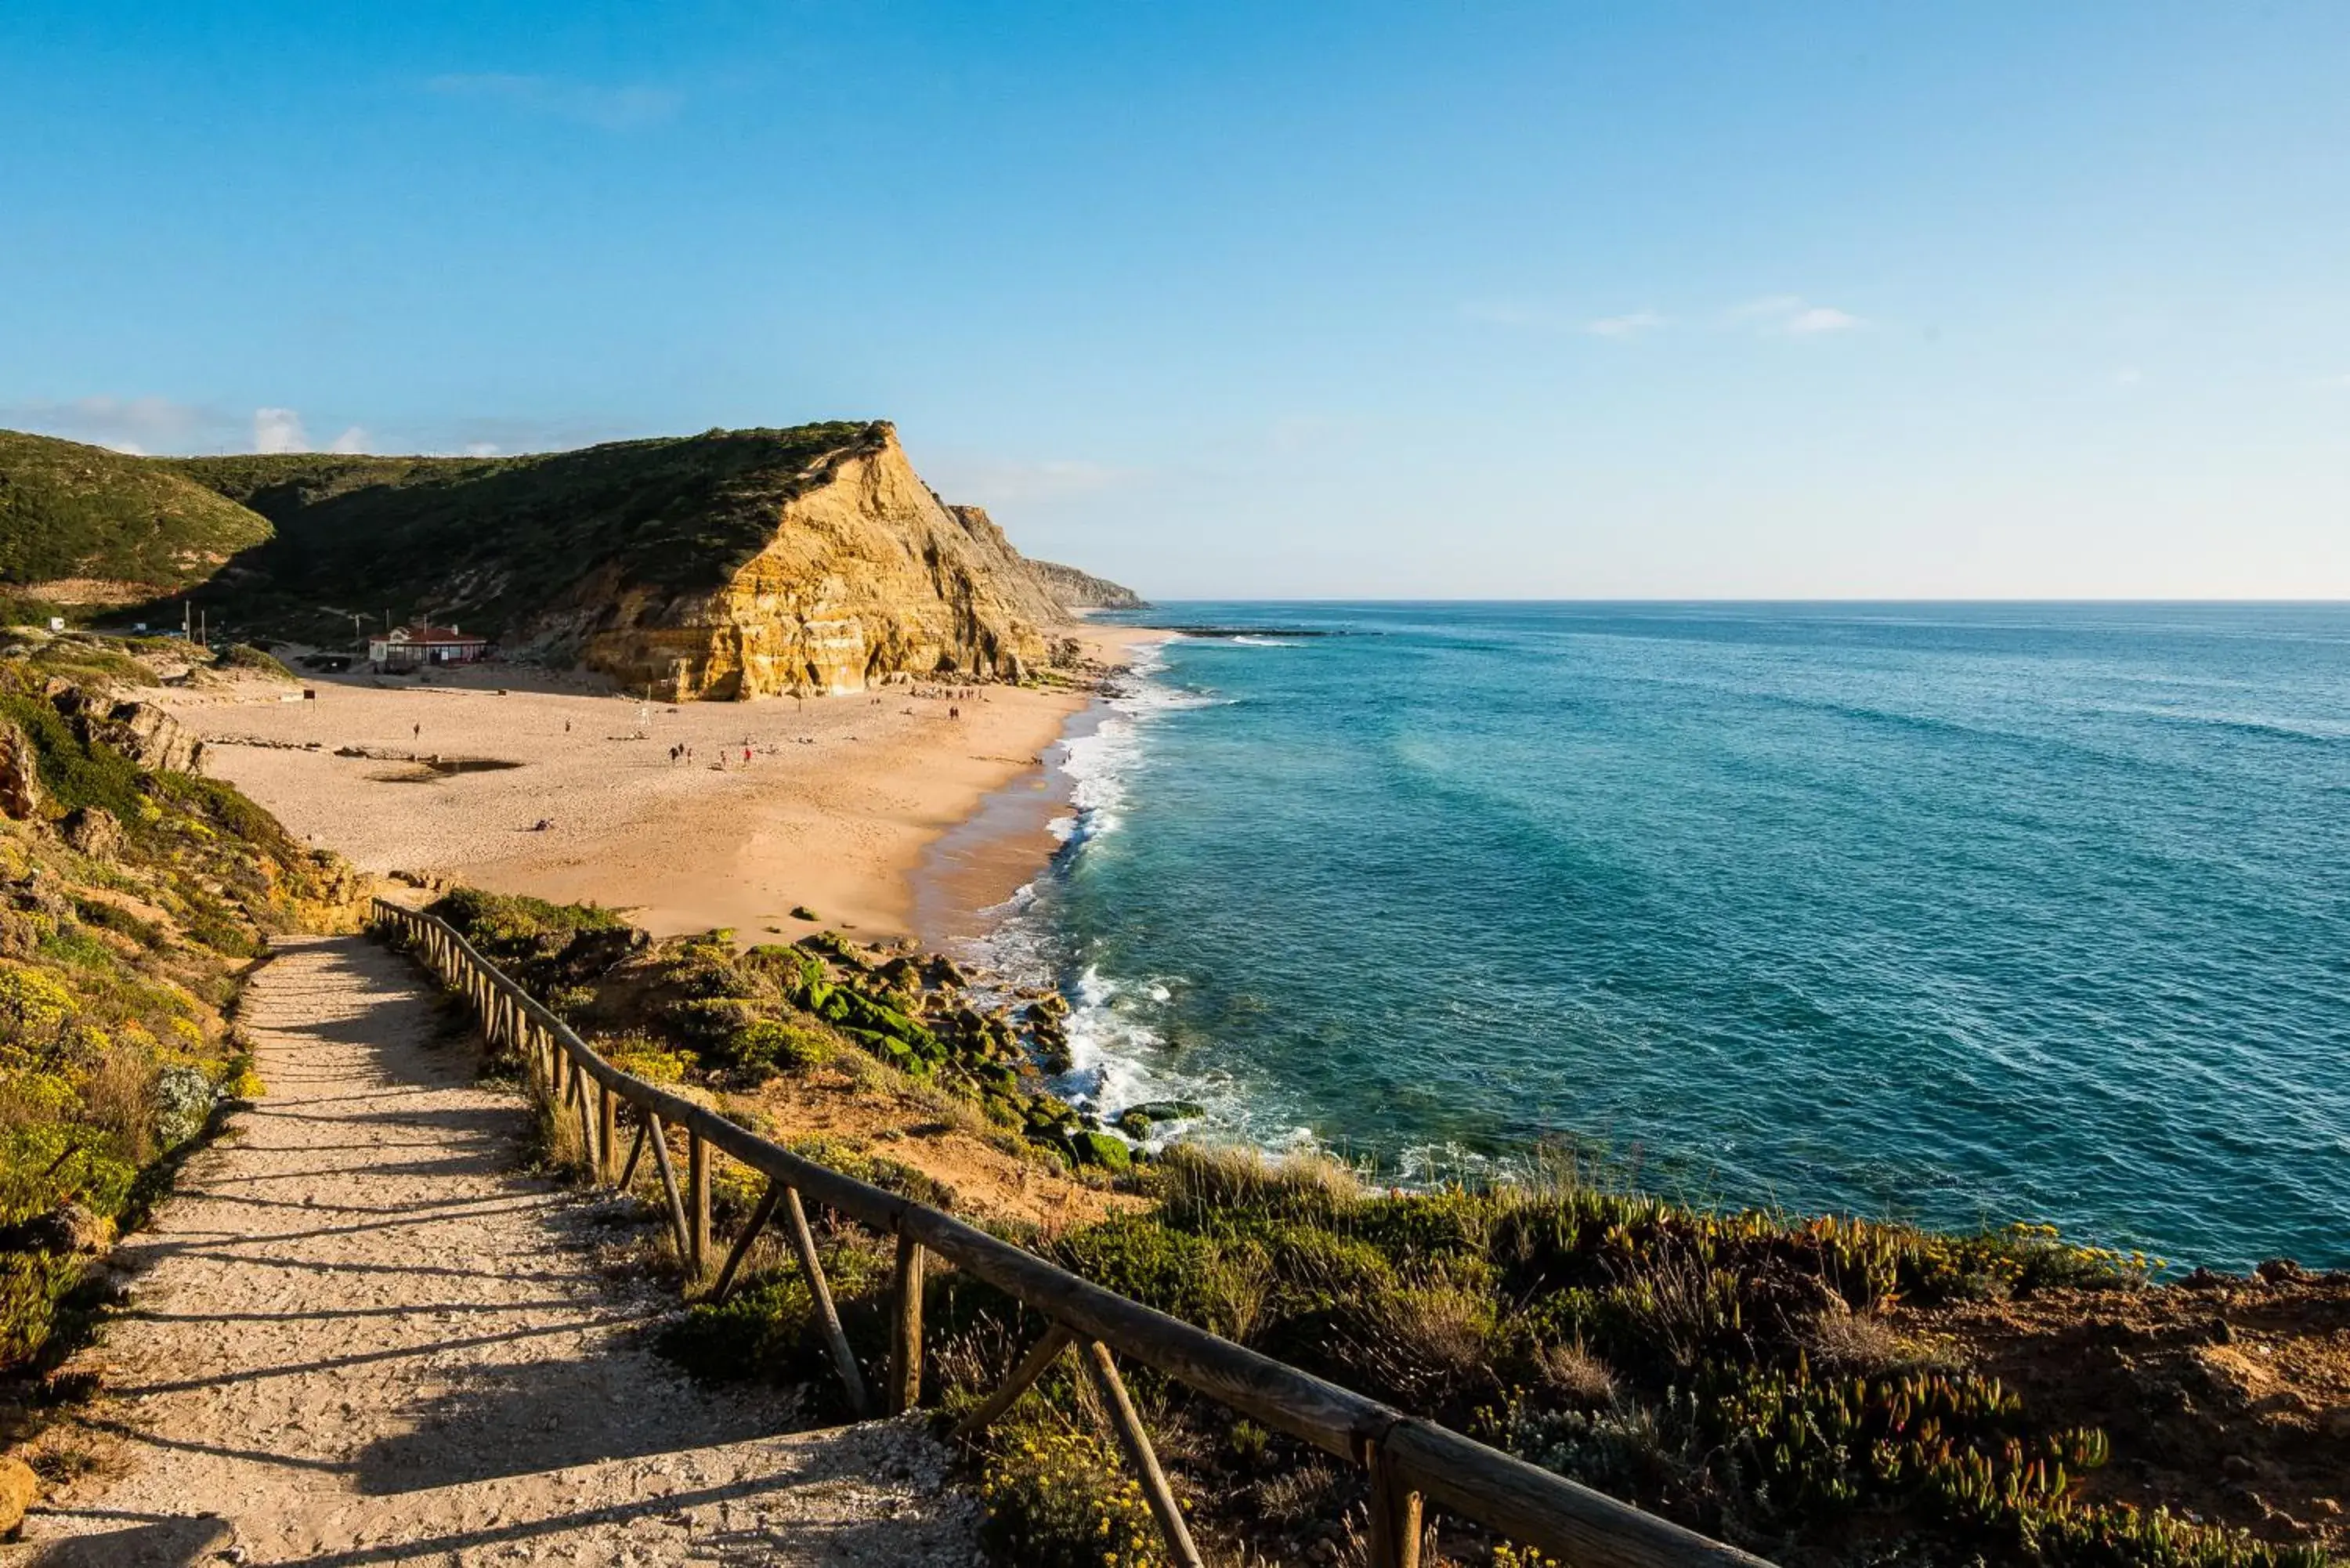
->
7, 936, 978, 1567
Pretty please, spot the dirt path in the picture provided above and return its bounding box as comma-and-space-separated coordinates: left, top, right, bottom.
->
9, 937, 979, 1567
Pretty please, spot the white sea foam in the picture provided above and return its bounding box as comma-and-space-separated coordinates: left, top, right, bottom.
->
958, 636, 1247, 1146
1049, 639, 1208, 850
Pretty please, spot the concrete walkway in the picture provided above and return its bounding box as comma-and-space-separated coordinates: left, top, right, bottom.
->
8, 937, 978, 1567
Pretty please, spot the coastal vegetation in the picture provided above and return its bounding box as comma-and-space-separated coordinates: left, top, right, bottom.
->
425, 887, 2348, 1568
0, 422, 1139, 698
0, 432, 270, 613
426, 887, 1146, 1172
0, 634, 360, 1385
163, 423, 881, 641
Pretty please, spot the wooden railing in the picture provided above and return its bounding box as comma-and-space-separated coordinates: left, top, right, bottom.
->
371, 897, 1773, 1568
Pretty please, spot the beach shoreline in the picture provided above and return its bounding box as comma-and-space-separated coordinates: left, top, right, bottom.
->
162, 621, 1162, 944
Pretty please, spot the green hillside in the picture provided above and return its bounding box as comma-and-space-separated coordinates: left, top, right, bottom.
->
0, 432, 272, 605
164, 421, 879, 641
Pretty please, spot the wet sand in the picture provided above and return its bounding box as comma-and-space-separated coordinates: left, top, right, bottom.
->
163, 624, 1158, 941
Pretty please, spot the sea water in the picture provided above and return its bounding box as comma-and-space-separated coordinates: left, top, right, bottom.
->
974, 603, 2350, 1270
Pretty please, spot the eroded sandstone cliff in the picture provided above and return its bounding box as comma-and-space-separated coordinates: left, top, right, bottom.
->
577, 425, 1067, 699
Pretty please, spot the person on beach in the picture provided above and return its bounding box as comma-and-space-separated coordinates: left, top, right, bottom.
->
412, 722, 420, 741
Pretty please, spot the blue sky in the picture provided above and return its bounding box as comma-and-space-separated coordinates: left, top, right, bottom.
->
3, 2, 2345, 597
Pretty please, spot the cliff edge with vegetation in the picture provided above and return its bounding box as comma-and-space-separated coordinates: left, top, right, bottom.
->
0, 422, 1141, 699
0, 633, 362, 1384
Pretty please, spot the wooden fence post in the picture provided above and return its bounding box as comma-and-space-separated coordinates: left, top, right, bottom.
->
574, 1064, 598, 1172
711, 1181, 781, 1302
951, 1323, 1075, 1442
784, 1188, 870, 1417
645, 1115, 692, 1261
617, 1116, 649, 1189
1368, 1436, 1426, 1568
598, 1086, 617, 1184
1083, 1339, 1206, 1568
687, 1131, 710, 1281
888, 1230, 926, 1414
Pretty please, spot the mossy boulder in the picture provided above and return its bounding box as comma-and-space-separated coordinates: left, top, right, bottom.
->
1067, 1130, 1133, 1172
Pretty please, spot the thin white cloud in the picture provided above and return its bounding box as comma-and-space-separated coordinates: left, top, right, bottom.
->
1463, 302, 1670, 338
328, 425, 371, 453
1730, 295, 1864, 336
0, 394, 219, 452
1727, 295, 1864, 335
1586, 311, 1667, 338
2113, 366, 2145, 388
2312, 374, 2350, 391
252, 407, 310, 454
425, 73, 680, 130
462, 442, 501, 458
1784, 305, 1860, 335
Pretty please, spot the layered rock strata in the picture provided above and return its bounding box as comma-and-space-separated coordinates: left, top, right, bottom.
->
578, 428, 1068, 699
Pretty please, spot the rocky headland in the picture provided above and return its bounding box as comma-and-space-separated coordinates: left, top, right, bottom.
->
0, 421, 1141, 701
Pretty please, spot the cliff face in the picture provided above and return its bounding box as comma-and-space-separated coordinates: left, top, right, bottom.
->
575, 428, 1065, 699
1025, 558, 1144, 610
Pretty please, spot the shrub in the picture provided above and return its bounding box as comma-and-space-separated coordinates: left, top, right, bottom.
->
598, 1035, 690, 1085
978, 1427, 1166, 1568
0, 964, 76, 1046
0, 1251, 90, 1371
216, 644, 295, 679
732, 1017, 833, 1071
1152, 1143, 1361, 1232
1049, 1215, 1270, 1342
0, 692, 146, 821
150, 1064, 215, 1148
657, 1227, 895, 1395
1330, 1280, 1501, 1414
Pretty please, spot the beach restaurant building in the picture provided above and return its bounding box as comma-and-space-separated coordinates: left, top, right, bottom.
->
367, 623, 490, 670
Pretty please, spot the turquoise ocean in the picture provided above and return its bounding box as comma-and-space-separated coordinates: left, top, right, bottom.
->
971, 603, 2349, 1270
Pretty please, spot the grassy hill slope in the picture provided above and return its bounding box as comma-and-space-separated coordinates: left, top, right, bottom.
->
167, 421, 877, 641
0, 432, 272, 605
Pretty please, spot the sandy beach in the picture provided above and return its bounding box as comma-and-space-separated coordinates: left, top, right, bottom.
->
162, 623, 1159, 941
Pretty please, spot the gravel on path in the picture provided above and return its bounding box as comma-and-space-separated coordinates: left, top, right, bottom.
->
8, 936, 980, 1566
